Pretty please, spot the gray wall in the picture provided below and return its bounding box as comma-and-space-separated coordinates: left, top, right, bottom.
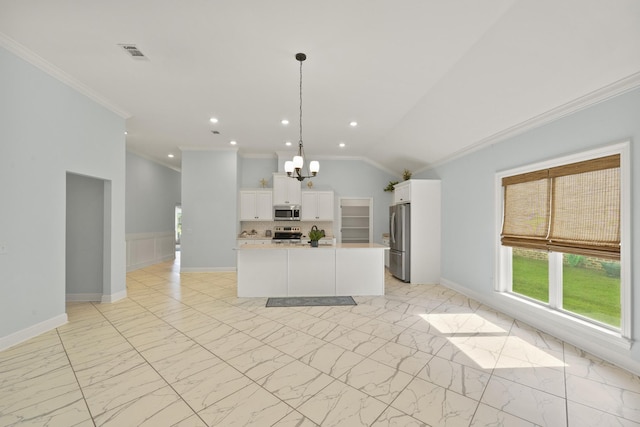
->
66, 173, 104, 296
181, 150, 238, 270
420, 87, 640, 370
180, 153, 398, 271
126, 152, 181, 234
0, 46, 126, 344
239, 156, 279, 189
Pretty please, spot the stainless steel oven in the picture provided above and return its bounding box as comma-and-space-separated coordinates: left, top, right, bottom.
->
271, 226, 302, 243
274, 205, 301, 221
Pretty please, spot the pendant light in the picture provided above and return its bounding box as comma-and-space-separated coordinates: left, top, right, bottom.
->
284, 53, 319, 181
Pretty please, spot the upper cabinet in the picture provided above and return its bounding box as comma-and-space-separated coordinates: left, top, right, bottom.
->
393, 180, 411, 204
301, 191, 334, 221
273, 173, 301, 205
239, 190, 273, 221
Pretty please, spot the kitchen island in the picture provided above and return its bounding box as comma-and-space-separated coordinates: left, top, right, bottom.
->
235, 243, 386, 297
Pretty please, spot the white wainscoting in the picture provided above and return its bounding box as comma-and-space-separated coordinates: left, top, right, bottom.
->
126, 231, 175, 272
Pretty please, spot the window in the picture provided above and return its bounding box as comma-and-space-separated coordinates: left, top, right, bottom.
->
497, 143, 630, 338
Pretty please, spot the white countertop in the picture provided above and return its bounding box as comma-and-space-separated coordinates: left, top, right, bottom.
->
236, 242, 386, 250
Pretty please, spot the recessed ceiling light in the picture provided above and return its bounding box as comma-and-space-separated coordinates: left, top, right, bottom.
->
209, 117, 219, 124
349, 121, 358, 127
230, 140, 237, 145
281, 119, 289, 125
124, 131, 128, 135
285, 141, 292, 146
339, 142, 346, 148
168, 154, 174, 158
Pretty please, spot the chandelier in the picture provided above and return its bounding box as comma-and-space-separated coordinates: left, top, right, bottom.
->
284, 53, 319, 181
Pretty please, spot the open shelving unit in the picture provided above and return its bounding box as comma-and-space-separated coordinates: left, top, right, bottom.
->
339, 197, 373, 244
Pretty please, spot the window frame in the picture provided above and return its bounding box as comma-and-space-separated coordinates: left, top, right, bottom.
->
494, 141, 631, 346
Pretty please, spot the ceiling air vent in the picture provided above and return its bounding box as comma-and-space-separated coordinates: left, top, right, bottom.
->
211, 130, 220, 135
118, 44, 148, 60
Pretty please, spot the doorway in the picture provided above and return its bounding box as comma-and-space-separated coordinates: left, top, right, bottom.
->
65, 173, 109, 301
175, 204, 182, 252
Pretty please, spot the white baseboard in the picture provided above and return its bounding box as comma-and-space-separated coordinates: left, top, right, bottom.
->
66, 293, 102, 302
0, 314, 68, 352
126, 231, 175, 272
180, 267, 237, 273
126, 254, 175, 272
439, 277, 640, 376
101, 290, 127, 303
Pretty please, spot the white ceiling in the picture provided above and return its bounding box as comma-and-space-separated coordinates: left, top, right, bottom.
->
1, 0, 639, 175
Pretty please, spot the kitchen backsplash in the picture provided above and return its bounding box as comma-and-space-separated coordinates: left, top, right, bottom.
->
239, 221, 334, 238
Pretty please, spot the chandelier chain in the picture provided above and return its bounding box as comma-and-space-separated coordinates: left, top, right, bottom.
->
299, 59, 303, 146
284, 52, 318, 181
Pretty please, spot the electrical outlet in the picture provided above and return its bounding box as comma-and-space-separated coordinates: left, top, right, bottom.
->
0, 243, 7, 254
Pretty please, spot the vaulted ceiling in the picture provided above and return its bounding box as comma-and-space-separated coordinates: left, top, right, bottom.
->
1, 1, 639, 175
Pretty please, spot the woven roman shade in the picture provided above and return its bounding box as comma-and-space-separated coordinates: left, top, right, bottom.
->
501, 154, 620, 259
501, 170, 550, 250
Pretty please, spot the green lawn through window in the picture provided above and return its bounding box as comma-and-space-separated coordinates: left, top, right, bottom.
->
512, 255, 620, 327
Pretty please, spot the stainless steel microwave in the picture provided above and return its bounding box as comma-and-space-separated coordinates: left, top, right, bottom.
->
274, 205, 301, 221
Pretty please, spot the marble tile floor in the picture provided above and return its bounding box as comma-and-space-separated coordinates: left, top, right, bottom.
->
2, 257, 640, 426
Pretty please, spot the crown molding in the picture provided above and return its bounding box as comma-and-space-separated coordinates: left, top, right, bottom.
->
179, 145, 239, 153
426, 71, 640, 172
0, 32, 131, 119
239, 152, 277, 159
275, 151, 399, 177
126, 149, 181, 173
325, 155, 399, 178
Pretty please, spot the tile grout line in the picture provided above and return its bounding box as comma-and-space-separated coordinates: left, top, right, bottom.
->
81, 298, 208, 426
123, 275, 308, 424
55, 327, 97, 427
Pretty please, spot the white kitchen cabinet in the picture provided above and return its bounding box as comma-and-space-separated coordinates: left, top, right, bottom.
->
237, 239, 272, 246
239, 190, 273, 220
301, 191, 334, 221
237, 249, 288, 297
273, 173, 301, 205
236, 243, 386, 297
336, 248, 385, 295
288, 249, 336, 296
393, 181, 411, 204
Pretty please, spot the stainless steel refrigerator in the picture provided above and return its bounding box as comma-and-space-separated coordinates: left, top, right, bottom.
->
389, 203, 410, 282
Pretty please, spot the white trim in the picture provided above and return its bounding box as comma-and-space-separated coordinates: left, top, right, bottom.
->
414, 72, 640, 175
0, 314, 68, 352
440, 278, 640, 376
126, 255, 175, 272
314, 155, 399, 178
126, 231, 176, 272
101, 290, 127, 303
66, 293, 102, 302
425, 72, 640, 172
0, 32, 131, 119
126, 149, 181, 173
549, 252, 563, 309
494, 140, 632, 338
619, 143, 632, 335
496, 140, 629, 176
179, 146, 239, 152
274, 151, 400, 178
180, 267, 237, 273
126, 231, 174, 240
240, 153, 278, 159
